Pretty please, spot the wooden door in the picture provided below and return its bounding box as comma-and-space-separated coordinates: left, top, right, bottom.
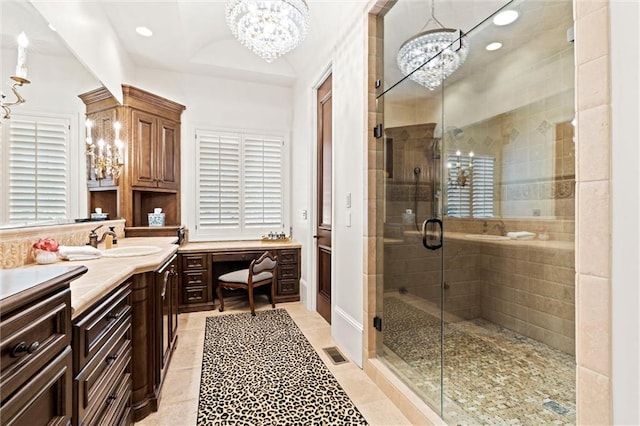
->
157, 118, 179, 190
316, 74, 332, 323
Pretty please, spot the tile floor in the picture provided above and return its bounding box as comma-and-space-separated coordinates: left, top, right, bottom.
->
134, 295, 412, 426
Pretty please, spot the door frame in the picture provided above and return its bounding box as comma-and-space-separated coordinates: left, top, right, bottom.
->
307, 64, 334, 317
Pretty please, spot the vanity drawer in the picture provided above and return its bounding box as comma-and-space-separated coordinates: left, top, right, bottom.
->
0, 346, 72, 426
278, 249, 298, 265
73, 283, 132, 372
182, 253, 208, 270
210, 251, 264, 262
0, 288, 71, 400
75, 319, 131, 426
90, 370, 131, 426
184, 270, 209, 286
277, 279, 299, 295
278, 264, 298, 280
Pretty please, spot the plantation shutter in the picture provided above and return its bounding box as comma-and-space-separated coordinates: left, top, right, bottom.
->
197, 131, 241, 229
243, 135, 283, 228
446, 153, 494, 218
471, 155, 495, 217
196, 129, 284, 238
446, 154, 471, 217
9, 117, 68, 222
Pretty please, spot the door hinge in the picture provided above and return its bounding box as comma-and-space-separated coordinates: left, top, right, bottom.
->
373, 124, 383, 139
373, 316, 382, 332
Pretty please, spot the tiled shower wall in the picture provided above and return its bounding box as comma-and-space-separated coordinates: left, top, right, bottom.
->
384, 230, 575, 355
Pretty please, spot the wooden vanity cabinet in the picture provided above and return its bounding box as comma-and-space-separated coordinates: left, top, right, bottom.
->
178, 246, 301, 312
130, 255, 179, 422
156, 255, 179, 386
131, 110, 180, 190
0, 266, 87, 426
79, 85, 185, 232
72, 281, 133, 426
179, 253, 214, 313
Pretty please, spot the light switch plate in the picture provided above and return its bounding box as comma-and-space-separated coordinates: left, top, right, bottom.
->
346, 193, 351, 208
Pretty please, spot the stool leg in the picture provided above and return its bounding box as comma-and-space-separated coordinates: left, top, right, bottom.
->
217, 284, 224, 312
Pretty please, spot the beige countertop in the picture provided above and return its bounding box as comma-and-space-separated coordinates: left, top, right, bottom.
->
179, 239, 301, 253
13, 237, 179, 319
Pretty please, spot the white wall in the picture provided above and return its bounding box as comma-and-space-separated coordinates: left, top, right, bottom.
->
291, 4, 368, 367
611, 1, 640, 424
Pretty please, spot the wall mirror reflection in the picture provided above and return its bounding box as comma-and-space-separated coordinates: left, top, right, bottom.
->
1, 0, 102, 229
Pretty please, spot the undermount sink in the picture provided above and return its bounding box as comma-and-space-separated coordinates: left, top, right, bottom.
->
101, 245, 163, 258
464, 234, 511, 241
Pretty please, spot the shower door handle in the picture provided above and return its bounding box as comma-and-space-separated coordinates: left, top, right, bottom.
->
422, 218, 443, 251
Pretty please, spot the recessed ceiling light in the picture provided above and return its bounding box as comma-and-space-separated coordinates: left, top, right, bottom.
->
486, 42, 503, 51
136, 26, 153, 37
493, 10, 519, 26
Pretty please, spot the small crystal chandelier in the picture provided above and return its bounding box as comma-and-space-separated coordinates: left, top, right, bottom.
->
448, 150, 473, 187
85, 119, 124, 182
397, 0, 469, 90
226, 0, 310, 63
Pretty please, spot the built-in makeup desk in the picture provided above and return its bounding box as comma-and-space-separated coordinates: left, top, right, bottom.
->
177, 240, 302, 313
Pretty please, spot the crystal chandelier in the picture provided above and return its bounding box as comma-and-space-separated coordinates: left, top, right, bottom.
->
397, 1, 469, 90
226, 0, 310, 63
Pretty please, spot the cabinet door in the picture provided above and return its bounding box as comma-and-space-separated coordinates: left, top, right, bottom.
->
131, 110, 157, 188
170, 263, 179, 343
156, 119, 179, 190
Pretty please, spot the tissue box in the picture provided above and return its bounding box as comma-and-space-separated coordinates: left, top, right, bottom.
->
148, 213, 165, 227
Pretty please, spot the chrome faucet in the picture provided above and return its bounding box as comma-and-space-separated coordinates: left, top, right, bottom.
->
492, 220, 507, 236
87, 225, 118, 248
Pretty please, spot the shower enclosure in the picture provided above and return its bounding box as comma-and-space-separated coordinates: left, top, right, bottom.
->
376, 0, 576, 424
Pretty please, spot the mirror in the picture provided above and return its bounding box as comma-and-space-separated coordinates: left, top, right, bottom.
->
381, 0, 574, 220
1, 0, 102, 228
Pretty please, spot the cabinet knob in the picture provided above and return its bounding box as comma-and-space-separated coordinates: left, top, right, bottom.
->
106, 394, 117, 405
107, 312, 120, 321
105, 354, 118, 365
10, 341, 40, 358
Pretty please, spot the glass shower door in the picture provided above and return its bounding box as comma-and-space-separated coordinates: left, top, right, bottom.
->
377, 38, 447, 415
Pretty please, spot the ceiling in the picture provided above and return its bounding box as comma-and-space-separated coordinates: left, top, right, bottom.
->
2, 0, 572, 91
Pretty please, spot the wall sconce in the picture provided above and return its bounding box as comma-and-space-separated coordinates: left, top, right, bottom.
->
2, 32, 31, 120
447, 150, 473, 187
85, 119, 124, 182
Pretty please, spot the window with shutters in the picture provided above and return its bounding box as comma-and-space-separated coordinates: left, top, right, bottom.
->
1, 115, 70, 224
446, 153, 494, 218
195, 129, 285, 239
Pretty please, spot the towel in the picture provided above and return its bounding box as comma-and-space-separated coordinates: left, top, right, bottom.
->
58, 245, 102, 260
506, 231, 536, 240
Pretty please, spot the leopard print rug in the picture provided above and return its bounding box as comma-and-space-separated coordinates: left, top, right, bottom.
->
197, 309, 368, 425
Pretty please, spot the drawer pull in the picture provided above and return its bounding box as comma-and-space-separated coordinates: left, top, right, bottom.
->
10, 341, 40, 357
105, 354, 118, 365
106, 394, 117, 405
107, 312, 120, 321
